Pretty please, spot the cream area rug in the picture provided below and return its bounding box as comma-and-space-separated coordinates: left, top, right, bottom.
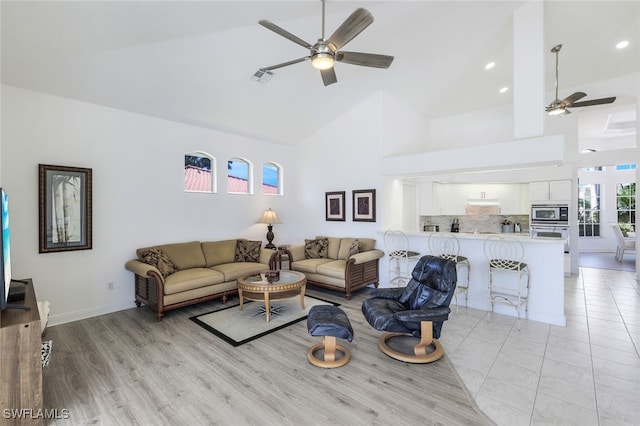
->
190, 295, 337, 347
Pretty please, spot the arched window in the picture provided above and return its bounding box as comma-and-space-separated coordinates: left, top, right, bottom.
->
262, 162, 283, 195
184, 152, 216, 193
228, 157, 252, 194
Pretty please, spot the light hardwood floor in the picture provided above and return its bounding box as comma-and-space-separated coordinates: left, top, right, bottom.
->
42, 288, 493, 425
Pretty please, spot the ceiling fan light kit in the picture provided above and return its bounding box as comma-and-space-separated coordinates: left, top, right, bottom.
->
546, 44, 616, 116
257, 0, 393, 86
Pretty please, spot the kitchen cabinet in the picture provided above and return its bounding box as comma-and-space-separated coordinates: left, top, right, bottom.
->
498, 183, 529, 214
466, 183, 498, 200
418, 182, 442, 215
530, 180, 572, 202
442, 184, 468, 215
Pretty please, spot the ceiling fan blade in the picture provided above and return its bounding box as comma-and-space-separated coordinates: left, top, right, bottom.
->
259, 19, 312, 49
336, 51, 394, 68
327, 8, 374, 51
262, 57, 310, 71
560, 92, 587, 106
569, 97, 617, 108
321, 68, 337, 86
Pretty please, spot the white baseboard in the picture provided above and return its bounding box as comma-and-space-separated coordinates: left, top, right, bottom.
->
47, 301, 134, 327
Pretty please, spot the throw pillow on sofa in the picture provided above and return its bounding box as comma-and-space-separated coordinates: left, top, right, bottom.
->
138, 248, 178, 278
305, 238, 329, 259
348, 239, 361, 258
235, 239, 262, 262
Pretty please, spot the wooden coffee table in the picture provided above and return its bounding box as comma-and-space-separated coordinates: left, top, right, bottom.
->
236, 270, 306, 322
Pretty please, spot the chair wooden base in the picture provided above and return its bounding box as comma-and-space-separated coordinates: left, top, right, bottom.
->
307, 336, 351, 368
378, 321, 444, 364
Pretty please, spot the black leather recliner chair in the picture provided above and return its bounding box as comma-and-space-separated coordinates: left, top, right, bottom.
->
362, 255, 457, 363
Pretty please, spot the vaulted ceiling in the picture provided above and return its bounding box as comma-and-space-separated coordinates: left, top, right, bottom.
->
2, 1, 638, 146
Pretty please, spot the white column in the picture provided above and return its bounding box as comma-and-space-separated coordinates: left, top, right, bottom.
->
513, 1, 544, 139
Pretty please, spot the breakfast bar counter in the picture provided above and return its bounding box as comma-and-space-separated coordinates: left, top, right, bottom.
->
382, 231, 566, 326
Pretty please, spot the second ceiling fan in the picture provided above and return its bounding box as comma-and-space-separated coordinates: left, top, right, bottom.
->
546, 44, 616, 116
257, 0, 394, 86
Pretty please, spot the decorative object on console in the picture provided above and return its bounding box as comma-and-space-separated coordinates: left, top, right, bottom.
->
353, 189, 376, 222
257, 208, 281, 249
38, 164, 93, 253
325, 191, 345, 221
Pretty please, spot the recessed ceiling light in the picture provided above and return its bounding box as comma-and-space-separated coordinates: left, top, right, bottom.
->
485, 62, 495, 70
499, 87, 509, 94
616, 40, 629, 49
581, 149, 597, 153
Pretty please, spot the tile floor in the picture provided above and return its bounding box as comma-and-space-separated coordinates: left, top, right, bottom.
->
440, 266, 640, 426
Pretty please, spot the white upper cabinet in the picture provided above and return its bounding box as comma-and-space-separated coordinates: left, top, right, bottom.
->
443, 184, 469, 215
418, 182, 442, 215
530, 180, 572, 202
498, 183, 529, 214
466, 184, 498, 200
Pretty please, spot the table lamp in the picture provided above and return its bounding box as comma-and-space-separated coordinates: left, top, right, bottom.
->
257, 208, 281, 249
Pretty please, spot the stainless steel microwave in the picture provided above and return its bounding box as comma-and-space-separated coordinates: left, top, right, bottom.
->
531, 204, 569, 224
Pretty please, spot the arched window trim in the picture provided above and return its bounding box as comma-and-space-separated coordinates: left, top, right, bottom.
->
262, 161, 284, 196
184, 151, 217, 194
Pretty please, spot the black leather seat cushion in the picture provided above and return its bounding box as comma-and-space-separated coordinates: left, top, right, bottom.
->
307, 305, 354, 342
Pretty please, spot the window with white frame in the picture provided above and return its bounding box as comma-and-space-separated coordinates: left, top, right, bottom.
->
262, 162, 282, 195
578, 183, 601, 237
616, 182, 636, 235
227, 157, 252, 194
184, 152, 216, 193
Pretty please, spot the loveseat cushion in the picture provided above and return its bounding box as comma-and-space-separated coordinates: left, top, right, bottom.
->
291, 258, 333, 274
357, 238, 376, 252
316, 236, 341, 260
137, 241, 205, 270
163, 268, 225, 295
338, 238, 360, 260
235, 239, 262, 262
211, 262, 269, 282
305, 238, 328, 259
316, 260, 347, 280
202, 239, 237, 267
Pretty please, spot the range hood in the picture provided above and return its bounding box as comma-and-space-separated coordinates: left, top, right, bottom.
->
467, 199, 500, 206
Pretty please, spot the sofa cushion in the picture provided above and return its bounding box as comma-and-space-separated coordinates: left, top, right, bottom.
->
202, 239, 237, 267
317, 236, 341, 259
305, 238, 328, 259
163, 268, 225, 295
137, 248, 178, 278
358, 238, 376, 252
235, 239, 262, 262
291, 258, 333, 274
138, 241, 205, 270
212, 262, 269, 282
316, 260, 347, 280
338, 238, 361, 260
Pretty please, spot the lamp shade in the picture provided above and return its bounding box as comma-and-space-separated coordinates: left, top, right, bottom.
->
257, 208, 281, 225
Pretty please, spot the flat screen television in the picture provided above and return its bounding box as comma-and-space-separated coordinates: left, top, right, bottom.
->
0, 187, 29, 311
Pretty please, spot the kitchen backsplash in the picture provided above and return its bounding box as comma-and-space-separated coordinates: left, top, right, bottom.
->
420, 214, 530, 234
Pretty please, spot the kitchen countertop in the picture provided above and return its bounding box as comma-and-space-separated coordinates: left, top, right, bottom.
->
408, 231, 565, 243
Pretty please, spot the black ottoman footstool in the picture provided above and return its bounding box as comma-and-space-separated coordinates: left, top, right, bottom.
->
307, 305, 354, 368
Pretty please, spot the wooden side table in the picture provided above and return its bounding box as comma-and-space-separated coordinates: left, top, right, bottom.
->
273, 248, 292, 270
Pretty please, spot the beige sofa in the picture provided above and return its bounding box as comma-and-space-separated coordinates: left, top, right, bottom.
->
125, 240, 275, 320
288, 236, 384, 299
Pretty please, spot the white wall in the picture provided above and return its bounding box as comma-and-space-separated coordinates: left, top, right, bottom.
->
290, 93, 385, 242
1, 85, 295, 325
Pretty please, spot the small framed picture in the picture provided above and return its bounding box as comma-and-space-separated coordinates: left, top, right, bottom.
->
39, 164, 93, 253
353, 189, 376, 222
325, 191, 345, 221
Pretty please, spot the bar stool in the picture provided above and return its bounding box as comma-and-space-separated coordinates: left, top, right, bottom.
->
384, 230, 420, 287
427, 233, 470, 313
483, 236, 530, 329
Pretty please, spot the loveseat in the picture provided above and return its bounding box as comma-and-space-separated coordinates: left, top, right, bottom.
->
125, 239, 275, 320
287, 236, 384, 299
